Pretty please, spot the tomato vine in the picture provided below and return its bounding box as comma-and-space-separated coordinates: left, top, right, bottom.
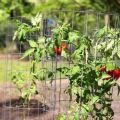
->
12, 14, 120, 119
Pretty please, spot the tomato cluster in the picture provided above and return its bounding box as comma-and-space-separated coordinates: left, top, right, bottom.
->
54, 42, 68, 56
54, 46, 62, 56
107, 69, 120, 80
61, 42, 67, 49
99, 66, 120, 80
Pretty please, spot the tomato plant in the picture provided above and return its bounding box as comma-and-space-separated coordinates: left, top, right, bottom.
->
12, 14, 54, 104
13, 13, 120, 119
57, 26, 120, 119
94, 27, 120, 62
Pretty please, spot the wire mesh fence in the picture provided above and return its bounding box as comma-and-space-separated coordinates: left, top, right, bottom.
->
0, 10, 120, 120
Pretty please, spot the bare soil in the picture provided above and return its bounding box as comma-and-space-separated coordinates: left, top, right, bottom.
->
0, 54, 21, 60
0, 79, 70, 120
0, 79, 120, 120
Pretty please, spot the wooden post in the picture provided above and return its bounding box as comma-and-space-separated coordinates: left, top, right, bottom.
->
105, 14, 110, 27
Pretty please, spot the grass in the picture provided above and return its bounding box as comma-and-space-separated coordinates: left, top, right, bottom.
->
0, 59, 30, 83
0, 58, 69, 84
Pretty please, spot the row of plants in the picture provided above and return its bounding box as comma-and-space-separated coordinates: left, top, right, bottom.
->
12, 14, 120, 119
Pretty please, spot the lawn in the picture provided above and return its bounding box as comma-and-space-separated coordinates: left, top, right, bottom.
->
0, 59, 30, 83
0, 58, 69, 83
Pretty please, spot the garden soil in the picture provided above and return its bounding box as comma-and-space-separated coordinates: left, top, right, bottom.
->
0, 79, 120, 120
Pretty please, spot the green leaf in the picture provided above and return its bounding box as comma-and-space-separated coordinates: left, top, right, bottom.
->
117, 51, 120, 58
38, 37, 46, 43
21, 48, 35, 59
56, 113, 66, 120
61, 49, 67, 58
57, 67, 70, 76
13, 31, 18, 41
115, 56, 120, 67
82, 104, 91, 111
36, 69, 48, 81
105, 40, 114, 51
95, 42, 106, 50
18, 29, 26, 41
81, 104, 90, 118
29, 40, 38, 48
101, 73, 111, 80
106, 63, 115, 71
31, 13, 42, 26
90, 96, 99, 105
112, 47, 117, 57
48, 71, 54, 78
68, 31, 80, 43
94, 27, 106, 38
71, 66, 80, 74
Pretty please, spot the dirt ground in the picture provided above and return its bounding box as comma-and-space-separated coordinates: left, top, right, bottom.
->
0, 79, 120, 120
0, 79, 70, 120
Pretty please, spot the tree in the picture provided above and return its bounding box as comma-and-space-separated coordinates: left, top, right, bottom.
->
0, 0, 35, 49
32, 0, 120, 27
0, 0, 34, 19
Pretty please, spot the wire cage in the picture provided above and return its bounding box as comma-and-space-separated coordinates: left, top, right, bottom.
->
0, 10, 120, 120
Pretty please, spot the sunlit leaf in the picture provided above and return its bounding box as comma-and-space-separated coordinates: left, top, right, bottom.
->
29, 40, 38, 48
21, 48, 35, 59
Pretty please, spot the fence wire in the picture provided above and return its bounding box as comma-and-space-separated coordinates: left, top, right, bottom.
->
0, 10, 120, 120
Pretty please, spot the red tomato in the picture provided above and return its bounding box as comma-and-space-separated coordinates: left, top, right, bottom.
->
107, 69, 120, 80
113, 69, 120, 80
61, 42, 67, 49
107, 70, 114, 77
99, 66, 106, 72
54, 46, 62, 56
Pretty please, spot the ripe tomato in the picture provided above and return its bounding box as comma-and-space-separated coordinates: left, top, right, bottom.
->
113, 69, 120, 80
61, 42, 67, 49
54, 46, 62, 56
107, 70, 114, 77
99, 66, 106, 72
107, 69, 120, 80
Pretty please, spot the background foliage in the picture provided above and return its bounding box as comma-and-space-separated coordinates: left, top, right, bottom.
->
0, 0, 120, 51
